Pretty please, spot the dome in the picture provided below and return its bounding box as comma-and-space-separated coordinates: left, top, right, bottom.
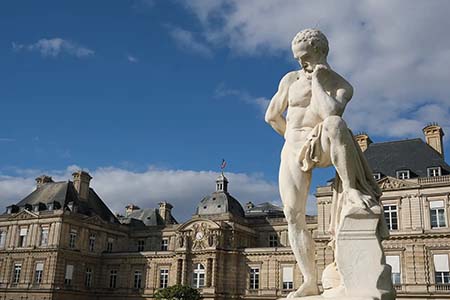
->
195, 174, 245, 217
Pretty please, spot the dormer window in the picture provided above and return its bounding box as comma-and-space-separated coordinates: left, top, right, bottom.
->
373, 173, 381, 180
428, 167, 441, 177
396, 170, 410, 180
6, 205, 19, 214
47, 203, 54, 211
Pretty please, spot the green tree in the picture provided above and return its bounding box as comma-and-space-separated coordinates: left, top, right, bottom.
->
155, 284, 201, 300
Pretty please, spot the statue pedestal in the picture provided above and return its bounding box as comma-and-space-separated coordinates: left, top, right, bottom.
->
279, 206, 396, 300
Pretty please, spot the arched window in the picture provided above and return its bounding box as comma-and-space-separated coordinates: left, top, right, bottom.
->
192, 263, 205, 288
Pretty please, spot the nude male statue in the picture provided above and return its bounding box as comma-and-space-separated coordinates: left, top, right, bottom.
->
265, 29, 381, 298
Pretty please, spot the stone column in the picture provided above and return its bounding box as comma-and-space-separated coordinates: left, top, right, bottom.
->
51, 221, 62, 247
181, 257, 187, 285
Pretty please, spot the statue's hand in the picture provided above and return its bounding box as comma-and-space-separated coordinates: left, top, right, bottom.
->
312, 64, 329, 82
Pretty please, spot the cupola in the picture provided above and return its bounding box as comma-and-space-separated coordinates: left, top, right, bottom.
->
216, 173, 228, 193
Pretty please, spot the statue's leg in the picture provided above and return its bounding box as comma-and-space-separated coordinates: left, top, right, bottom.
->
279, 145, 319, 297
320, 116, 373, 207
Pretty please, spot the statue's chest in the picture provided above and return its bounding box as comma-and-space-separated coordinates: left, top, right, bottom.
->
288, 78, 312, 107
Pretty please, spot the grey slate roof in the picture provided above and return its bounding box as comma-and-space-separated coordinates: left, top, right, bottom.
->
196, 191, 245, 217
120, 208, 177, 227
364, 138, 450, 178
245, 202, 284, 217
16, 181, 76, 207
12, 181, 118, 223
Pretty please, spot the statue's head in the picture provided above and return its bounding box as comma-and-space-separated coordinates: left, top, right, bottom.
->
291, 29, 329, 71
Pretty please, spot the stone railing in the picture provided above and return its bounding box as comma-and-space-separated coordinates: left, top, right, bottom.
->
418, 175, 450, 185
435, 283, 450, 292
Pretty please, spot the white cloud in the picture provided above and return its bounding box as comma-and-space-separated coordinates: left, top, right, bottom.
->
180, 0, 450, 139
127, 55, 139, 63
215, 83, 269, 115
168, 27, 213, 57
0, 166, 287, 222
13, 38, 94, 58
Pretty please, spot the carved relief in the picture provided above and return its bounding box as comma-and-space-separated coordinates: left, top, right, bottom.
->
378, 176, 418, 190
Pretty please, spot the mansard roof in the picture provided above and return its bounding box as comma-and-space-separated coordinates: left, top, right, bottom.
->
196, 191, 245, 217
245, 202, 284, 218
119, 208, 177, 227
364, 138, 450, 178
13, 181, 118, 223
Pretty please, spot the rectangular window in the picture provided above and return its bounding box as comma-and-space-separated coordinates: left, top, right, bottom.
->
35, 262, 44, 284
434, 254, 450, 284
40, 227, 49, 247
160, 268, 169, 288
373, 173, 381, 180
134, 271, 142, 289
430, 201, 447, 229
386, 256, 401, 284
137, 240, 145, 252
396, 170, 410, 179
269, 234, 279, 247
282, 266, 293, 290
13, 264, 21, 284
109, 269, 118, 288
249, 267, 260, 290
65, 264, 74, 285
106, 238, 114, 253
18, 227, 28, 247
161, 239, 169, 251
85, 267, 93, 288
383, 205, 399, 230
69, 229, 77, 249
0, 230, 6, 248
428, 167, 442, 177
88, 234, 96, 252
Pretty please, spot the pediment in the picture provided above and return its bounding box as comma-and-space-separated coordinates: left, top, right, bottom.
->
9, 210, 38, 220
177, 218, 221, 232
377, 176, 419, 191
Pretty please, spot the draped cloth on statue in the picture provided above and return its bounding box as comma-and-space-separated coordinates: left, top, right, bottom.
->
297, 122, 389, 240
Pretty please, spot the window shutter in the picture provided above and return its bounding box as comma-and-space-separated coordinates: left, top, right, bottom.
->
65, 265, 74, 279
434, 254, 450, 272
430, 200, 444, 209
282, 266, 293, 282
386, 256, 400, 273
36, 263, 44, 271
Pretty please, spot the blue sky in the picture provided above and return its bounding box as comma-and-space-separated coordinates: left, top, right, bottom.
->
1, 0, 450, 221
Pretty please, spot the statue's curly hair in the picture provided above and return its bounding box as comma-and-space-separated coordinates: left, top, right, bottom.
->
291, 29, 329, 56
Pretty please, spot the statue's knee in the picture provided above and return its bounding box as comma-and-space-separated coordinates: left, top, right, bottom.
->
322, 116, 346, 134
284, 207, 304, 224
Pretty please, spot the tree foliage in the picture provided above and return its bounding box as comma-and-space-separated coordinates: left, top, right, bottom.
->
154, 284, 201, 300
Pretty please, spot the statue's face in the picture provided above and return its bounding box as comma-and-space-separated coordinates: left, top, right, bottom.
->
292, 41, 325, 73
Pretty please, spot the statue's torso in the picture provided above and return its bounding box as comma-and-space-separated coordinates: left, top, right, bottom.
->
285, 72, 321, 144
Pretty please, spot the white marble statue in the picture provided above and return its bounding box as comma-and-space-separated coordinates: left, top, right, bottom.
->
265, 29, 395, 300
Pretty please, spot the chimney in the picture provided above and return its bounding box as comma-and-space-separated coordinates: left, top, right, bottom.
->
35, 175, 53, 189
246, 201, 255, 210
158, 202, 173, 224
72, 170, 92, 201
125, 204, 140, 217
355, 132, 372, 152
423, 123, 445, 158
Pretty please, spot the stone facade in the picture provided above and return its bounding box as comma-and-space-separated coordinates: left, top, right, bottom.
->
0, 126, 449, 300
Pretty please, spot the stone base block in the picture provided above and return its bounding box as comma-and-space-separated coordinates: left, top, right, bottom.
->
278, 296, 383, 300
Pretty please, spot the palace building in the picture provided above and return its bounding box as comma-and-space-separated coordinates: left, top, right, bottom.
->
0, 124, 449, 300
